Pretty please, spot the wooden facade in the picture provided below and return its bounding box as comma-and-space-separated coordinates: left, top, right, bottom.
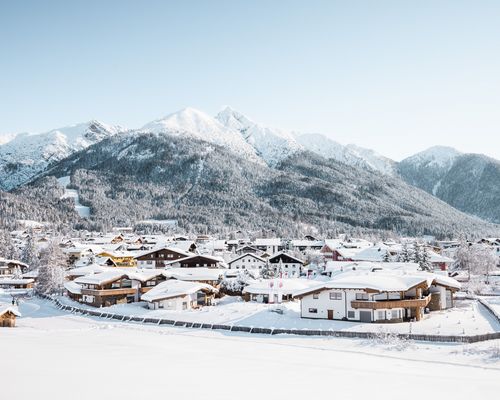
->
0, 309, 19, 327
135, 248, 189, 269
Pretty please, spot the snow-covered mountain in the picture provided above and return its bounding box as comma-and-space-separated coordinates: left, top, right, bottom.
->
215, 107, 302, 166
400, 146, 461, 170
0, 120, 125, 190
142, 107, 263, 164
294, 133, 396, 175
398, 146, 500, 223
0, 132, 18, 146
216, 107, 396, 173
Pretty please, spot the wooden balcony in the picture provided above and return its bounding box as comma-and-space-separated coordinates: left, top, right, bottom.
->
81, 288, 137, 297
351, 295, 431, 310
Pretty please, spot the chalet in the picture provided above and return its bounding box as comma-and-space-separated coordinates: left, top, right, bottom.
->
72, 269, 166, 307
268, 252, 304, 278
173, 254, 224, 269
164, 267, 223, 288
228, 253, 267, 271
65, 264, 109, 281
294, 271, 460, 323
141, 280, 218, 311
242, 278, 318, 304
255, 238, 282, 254
235, 245, 260, 255
97, 251, 137, 268
289, 240, 324, 252
135, 247, 192, 269
0, 258, 29, 277
319, 239, 343, 259
0, 305, 21, 327
0, 278, 35, 290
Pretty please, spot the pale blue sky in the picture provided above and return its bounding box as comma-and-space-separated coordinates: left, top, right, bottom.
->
1, 0, 500, 160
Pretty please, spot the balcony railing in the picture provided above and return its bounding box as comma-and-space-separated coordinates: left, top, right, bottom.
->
351, 295, 431, 310
81, 288, 137, 297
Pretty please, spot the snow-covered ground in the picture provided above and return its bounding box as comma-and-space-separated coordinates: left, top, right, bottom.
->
57, 176, 90, 217
1, 294, 499, 400
57, 295, 500, 336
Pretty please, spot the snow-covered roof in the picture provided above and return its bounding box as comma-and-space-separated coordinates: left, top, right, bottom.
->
243, 278, 318, 295
0, 278, 34, 285
75, 270, 127, 285
141, 280, 217, 302
164, 267, 223, 282
0, 258, 29, 268
64, 281, 82, 295
268, 252, 304, 264
66, 264, 110, 277
295, 269, 461, 297
255, 238, 281, 246
134, 246, 192, 259
0, 305, 21, 317
228, 253, 266, 264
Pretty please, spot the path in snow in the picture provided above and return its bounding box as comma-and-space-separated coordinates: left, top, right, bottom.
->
57, 176, 90, 218
1, 296, 499, 400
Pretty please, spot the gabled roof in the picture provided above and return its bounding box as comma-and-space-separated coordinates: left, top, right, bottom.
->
141, 280, 217, 302
75, 270, 127, 286
228, 253, 266, 265
134, 246, 192, 259
268, 252, 304, 264
164, 267, 223, 281
255, 238, 281, 246
243, 278, 318, 295
0, 305, 21, 317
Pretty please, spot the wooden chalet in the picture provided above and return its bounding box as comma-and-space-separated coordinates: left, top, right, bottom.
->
135, 247, 191, 269
174, 254, 223, 269
0, 258, 29, 277
0, 305, 21, 327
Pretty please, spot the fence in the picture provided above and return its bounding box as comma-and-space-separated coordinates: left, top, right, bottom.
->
37, 293, 500, 344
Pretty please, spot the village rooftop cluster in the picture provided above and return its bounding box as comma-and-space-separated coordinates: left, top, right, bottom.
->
1, 224, 500, 328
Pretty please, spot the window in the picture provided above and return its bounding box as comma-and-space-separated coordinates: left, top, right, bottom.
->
330, 292, 342, 300
146, 260, 152, 264
308, 308, 318, 314
391, 309, 400, 319
313, 293, 319, 299
347, 311, 355, 319
182, 302, 188, 310
356, 293, 369, 301
377, 311, 385, 320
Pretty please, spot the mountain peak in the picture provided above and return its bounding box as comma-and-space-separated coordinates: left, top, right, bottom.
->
403, 146, 461, 169
141, 107, 263, 164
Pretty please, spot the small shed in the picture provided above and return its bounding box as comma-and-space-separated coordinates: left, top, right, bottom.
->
0, 305, 21, 327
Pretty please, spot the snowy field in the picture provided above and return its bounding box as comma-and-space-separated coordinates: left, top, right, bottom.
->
1, 295, 499, 400
58, 295, 500, 336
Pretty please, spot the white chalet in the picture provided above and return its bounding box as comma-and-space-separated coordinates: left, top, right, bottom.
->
268, 252, 304, 278
228, 253, 267, 271
141, 280, 218, 311
294, 270, 460, 323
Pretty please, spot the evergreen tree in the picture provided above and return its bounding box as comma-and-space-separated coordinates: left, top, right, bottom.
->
36, 240, 65, 295
412, 242, 421, 264
419, 247, 432, 271
382, 250, 391, 262
400, 242, 412, 262
260, 261, 277, 279
22, 231, 40, 271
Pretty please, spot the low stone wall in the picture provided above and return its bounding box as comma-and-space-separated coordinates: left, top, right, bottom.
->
37, 293, 500, 344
